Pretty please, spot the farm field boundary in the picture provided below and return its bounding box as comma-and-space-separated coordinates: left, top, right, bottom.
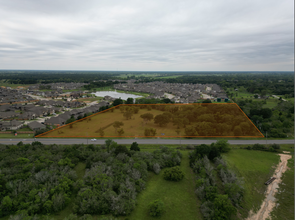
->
36, 103, 264, 138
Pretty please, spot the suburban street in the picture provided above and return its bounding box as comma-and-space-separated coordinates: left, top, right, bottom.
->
0, 138, 294, 146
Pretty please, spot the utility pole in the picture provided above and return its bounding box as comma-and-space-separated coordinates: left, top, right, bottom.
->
266, 131, 267, 147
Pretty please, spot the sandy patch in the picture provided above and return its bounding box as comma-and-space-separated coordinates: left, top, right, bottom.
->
283, 151, 290, 154
164, 93, 175, 99
246, 154, 292, 220
202, 94, 213, 99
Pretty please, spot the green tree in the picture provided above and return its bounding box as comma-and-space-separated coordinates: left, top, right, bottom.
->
140, 113, 154, 125
114, 145, 130, 156
113, 98, 123, 106
2, 196, 12, 211
105, 139, 116, 152
214, 139, 230, 153
185, 126, 197, 136
202, 99, 212, 103
144, 128, 156, 136
133, 106, 140, 114
233, 126, 242, 136
66, 116, 76, 124
148, 200, 164, 217
173, 118, 183, 129
154, 114, 170, 127
125, 97, 134, 104
98, 128, 104, 137
17, 157, 30, 164
213, 194, 236, 220
163, 166, 184, 181
130, 142, 140, 151
113, 121, 124, 133
239, 122, 250, 135
182, 118, 189, 128
117, 128, 124, 136
123, 111, 133, 120
260, 108, 272, 119
208, 145, 221, 160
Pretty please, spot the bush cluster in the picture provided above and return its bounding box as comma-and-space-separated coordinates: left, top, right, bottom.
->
148, 200, 164, 217
0, 141, 182, 218
163, 166, 184, 181
244, 143, 281, 152
189, 139, 230, 165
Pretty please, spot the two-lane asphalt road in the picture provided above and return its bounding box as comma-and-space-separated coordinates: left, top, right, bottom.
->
0, 138, 294, 145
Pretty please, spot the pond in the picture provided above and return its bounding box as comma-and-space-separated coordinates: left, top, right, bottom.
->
92, 91, 142, 100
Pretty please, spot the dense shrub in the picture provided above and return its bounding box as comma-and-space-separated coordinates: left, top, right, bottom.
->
130, 142, 140, 151
189, 140, 230, 166
0, 141, 182, 218
148, 200, 164, 217
114, 145, 130, 156
163, 166, 184, 181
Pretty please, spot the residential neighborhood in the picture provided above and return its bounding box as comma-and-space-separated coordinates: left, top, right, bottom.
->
0, 80, 229, 133
114, 81, 228, 103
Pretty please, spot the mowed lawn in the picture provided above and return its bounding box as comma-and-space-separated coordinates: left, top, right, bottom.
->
222, 149, 280, 218
41, 105, 261, 137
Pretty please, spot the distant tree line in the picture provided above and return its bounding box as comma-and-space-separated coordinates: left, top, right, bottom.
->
0, 71, 120, 84
237, 99, 294, 138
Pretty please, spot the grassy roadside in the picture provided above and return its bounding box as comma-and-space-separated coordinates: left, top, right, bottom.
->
0, 133, 34, 138
269, 156, 294, 220
223, 149, 280, 218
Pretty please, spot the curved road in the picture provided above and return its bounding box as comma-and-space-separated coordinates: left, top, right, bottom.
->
0, 138, 294, 145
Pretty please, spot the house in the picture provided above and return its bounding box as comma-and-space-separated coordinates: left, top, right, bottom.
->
28, 121, 46, 131
44, 117, 66, 126
58, 112, 71, 121
0, 111, 19, 119
0, 120, 23, 131
18, 112, 35, 120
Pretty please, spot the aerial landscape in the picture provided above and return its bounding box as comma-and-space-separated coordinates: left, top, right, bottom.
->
0, 0, 294, 220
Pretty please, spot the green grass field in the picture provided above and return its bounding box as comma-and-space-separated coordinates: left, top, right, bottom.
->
270, 155, 294, 220
222, 148, 280, 218
0, 133, 34, 138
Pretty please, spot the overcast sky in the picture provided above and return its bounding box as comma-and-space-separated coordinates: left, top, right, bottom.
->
0, 0, 294, 71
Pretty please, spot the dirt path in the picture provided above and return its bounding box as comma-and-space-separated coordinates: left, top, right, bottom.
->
246, 153, 292, 220
272, 95, 287, 101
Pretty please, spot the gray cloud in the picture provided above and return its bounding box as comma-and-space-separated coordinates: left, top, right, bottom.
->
0, 0, 293, 71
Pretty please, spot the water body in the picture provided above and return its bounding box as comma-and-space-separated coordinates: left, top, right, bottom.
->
92, 91, 142, 100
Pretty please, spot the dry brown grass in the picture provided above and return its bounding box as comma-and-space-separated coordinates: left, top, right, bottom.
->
39, 104, 263, 137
